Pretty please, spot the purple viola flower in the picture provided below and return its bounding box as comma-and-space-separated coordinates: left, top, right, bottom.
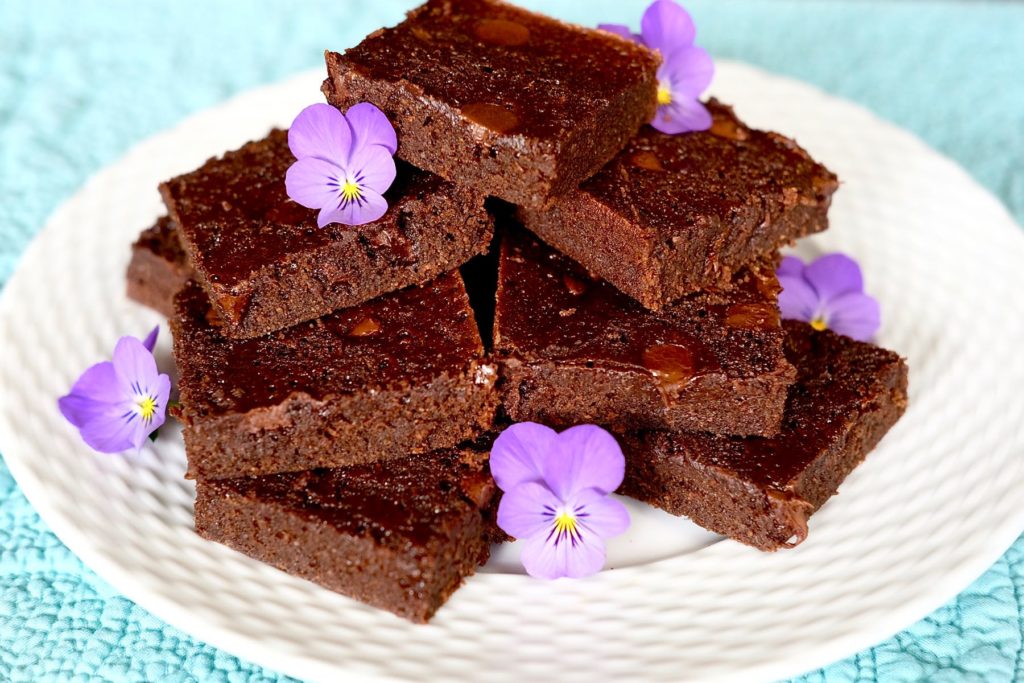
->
58, 327, 171, 454
777, 254, 881, 342
492, 422, 630, 580
285, 102, 398, 227
600, 0, 714, 134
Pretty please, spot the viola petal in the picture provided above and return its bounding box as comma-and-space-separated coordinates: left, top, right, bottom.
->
128, 410, 151, 451
778, 274, 821, 323
651, 97, 712, 134
597, 23, 639, 42
59, 392, 110, 431
317, 186, 388, 227
490, 422, 558, 491
353, 145, 397, 196
496, 481, 560, 540
141, 326, 159, 352
822, 291, 881, 341
344, 102, 398, 157
287, 103, 352, 163
519, 517, 607, 580
574, 488, 631, 538
640, 0, 696, 52
112, 336, 159, 397
78, 401, 140, 454
660, 45, 714, 98
285, 157, 344, 211
804, 253, 864, 302
542, 425, 624, 499
777, 255, 806, 278
58, 364, 121, 431
151, 373, 171, 432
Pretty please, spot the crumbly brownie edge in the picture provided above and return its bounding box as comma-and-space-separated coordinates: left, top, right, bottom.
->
654, 201, 834, 307
618, 440, 817, 551
126, 222, 193, 317
162, 179, 493, 340
195, 478, 492, 623
500, 356, 794, 437
126, 245, 188, 318
618, 339, 908, 551
177, 364, 500, 480
520, 190, 832, 312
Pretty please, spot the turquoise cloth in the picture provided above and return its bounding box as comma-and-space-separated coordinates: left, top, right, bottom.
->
1, 1, 1022, 680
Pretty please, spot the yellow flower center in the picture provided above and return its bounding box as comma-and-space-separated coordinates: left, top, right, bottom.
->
553, 510, 578, 536
810, 317, 828, 331
341, 179, 362, 203
657, 85, 673, 106
137, 396, 157, 422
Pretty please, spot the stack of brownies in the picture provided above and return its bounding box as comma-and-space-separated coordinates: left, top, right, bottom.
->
126, 0, 908, 622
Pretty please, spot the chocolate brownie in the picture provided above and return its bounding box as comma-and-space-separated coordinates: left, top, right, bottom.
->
160, 129, 493, 339
172, 273, 499, 479
126, 216, 193, 317
322, 0, 659, 208
619, 322, 908, 551
494, 229, 795, 436
517, 100, 839, 310
195, 443, 500, 623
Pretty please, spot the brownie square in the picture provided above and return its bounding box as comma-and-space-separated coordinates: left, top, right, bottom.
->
160, 129, 493, 339
494, 229, 795, 436
195, 443, 500, 623
172, 272, 499, 479
126, 216, 193, 317
518, 100, 839, 310
619, 322, 908, 551
322, 0, 660, 208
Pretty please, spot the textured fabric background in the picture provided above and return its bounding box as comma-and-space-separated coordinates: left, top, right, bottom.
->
1, 1, 1022, 681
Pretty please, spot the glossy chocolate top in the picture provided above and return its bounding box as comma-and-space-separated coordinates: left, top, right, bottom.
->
578, 100, 839, 236
174, 272, 484, 417
213, 445, 497, 551
495, 230, 787, 392
161, 129, 446, 287
637, 322, 907, 491
339, 0, 659, 140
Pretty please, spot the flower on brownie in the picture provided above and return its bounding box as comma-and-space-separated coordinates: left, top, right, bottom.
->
58, 327, 171, 453
777, 254, 881, 342
492, 422, 630, 580
285, 102, 398, 227
600, 0, 714, 134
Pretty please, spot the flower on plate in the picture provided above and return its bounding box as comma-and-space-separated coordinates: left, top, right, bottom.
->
600, 0, 714, 134
777, 254, 881, 341
491, 422, 630, 580
285, 102, 398, 227
58, 327, 171, 453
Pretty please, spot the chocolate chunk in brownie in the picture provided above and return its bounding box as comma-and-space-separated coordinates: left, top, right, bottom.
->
195, 443, 500, 623
126, 216, 193, 317
172, 272, 499, 479
618, 322, 908, 551
160, 129, 492, 339
517, 100, 839, 310
494, 229, 795, 436
323, 0, 659, 208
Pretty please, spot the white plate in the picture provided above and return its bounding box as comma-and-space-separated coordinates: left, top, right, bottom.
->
1, 61, 1023, 683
